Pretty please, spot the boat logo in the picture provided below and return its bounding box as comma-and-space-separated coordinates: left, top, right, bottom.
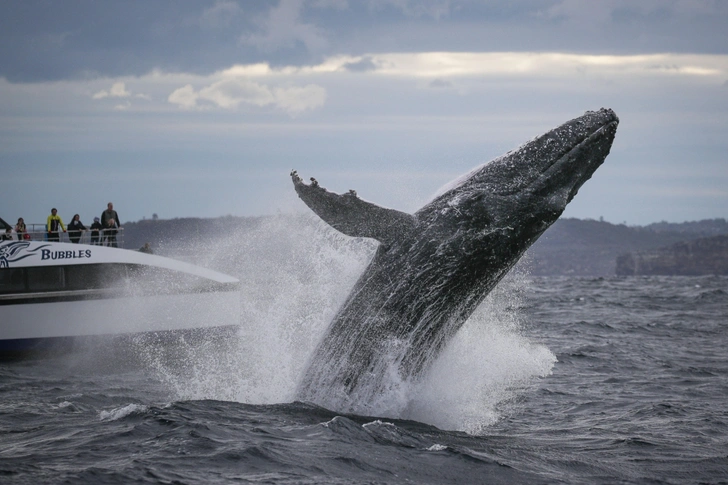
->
0, 241, 34, 268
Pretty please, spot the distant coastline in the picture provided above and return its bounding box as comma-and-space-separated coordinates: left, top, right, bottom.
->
616, 235, 728, 276
121, 215, 728, 277
524, 217, 728, 276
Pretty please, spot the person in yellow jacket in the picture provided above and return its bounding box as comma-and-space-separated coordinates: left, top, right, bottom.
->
47, 208, 66, 242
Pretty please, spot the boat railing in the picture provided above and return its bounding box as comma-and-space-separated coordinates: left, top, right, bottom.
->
8, 224, 125, 248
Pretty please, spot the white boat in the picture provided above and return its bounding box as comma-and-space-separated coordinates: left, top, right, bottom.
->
0, 225, 240, 359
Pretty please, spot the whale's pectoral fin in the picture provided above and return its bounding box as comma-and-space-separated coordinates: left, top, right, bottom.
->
291, 171, 417, 244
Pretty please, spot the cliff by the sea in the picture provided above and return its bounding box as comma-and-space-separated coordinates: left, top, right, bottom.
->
615, 235, 728, 276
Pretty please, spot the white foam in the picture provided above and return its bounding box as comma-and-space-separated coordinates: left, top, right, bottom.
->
427, 444, 448, 451
99, 403, 148, 421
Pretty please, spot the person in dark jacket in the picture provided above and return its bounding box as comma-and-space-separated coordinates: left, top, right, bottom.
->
100, 202, 121, 248
67, 214, 87, 244
90, 217, 103, 245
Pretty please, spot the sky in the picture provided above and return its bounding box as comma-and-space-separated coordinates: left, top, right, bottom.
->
2, 0, 727, 228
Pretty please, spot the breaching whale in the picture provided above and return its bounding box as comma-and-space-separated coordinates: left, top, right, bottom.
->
291, 108, 619, 412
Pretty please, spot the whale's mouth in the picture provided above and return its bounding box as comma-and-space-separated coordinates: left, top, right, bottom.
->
532, 113, 619, 201
571, 118, 619, 185
563, 118, 619, 202
497, 109, 619, 197
544, 111, 618, 176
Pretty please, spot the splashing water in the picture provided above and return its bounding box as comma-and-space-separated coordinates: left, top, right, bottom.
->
407, 268, 556, 433
133, 215, 373, 404
132, 214, 555, 432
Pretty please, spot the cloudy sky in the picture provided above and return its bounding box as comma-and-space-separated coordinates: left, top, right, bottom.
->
2, 0, 727, 228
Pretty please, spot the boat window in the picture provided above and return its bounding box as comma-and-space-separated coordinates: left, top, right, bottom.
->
1, 263, 233, 296
64, 265, 97, 290
0, 268, 25, 293
102, 264, 129, 287
27, 267, 65, 291
64, 264, 128, 290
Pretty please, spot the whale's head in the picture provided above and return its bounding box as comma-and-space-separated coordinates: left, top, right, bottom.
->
420, 108, 618, 238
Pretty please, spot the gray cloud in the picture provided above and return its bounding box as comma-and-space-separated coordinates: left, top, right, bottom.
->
200, 1, 245, 29
428, 78, 453, 88
342, 56, 377, 72
1, 1, 727, 83
368, 0, 453, 20
241, 0, 329, 53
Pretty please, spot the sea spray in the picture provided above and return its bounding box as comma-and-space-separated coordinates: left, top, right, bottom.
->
132, 214, 555, 432
406, 266, 557, 433
133, 214, 374, 404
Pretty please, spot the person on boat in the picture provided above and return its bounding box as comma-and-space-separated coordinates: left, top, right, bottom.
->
90, 217, 103, 245
139, 242, 153, 254
100, 202, 121, 248
1, 227, 13, 241
15, 218, 29, 240
46, 208, 66, 242
103, 218, 119, 247
67, 214, 87, 244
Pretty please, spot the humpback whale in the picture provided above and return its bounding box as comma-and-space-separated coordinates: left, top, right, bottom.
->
291, 108, 619, 413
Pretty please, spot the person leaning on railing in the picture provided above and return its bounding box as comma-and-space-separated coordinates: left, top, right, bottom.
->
15, 217, 29, 240
47, 208, 66, 242
90, 217, 103, 245
67, 214, 87, 244
100, 202, 121, 248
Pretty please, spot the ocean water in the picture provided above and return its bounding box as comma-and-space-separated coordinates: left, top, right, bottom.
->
1, 221, 727, 484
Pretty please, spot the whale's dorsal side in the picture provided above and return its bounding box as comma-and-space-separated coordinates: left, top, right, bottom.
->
291, 170, 418, 245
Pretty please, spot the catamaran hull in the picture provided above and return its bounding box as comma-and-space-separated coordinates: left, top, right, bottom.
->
0, 291, 239, 358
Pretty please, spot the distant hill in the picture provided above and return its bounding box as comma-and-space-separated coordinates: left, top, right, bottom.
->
121, 215, 728, 277
524, 218, 728, 276
642, 219, 728, 236
615, 235, 728, 276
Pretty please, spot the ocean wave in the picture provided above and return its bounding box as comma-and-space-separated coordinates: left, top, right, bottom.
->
99, 403, 148, 421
